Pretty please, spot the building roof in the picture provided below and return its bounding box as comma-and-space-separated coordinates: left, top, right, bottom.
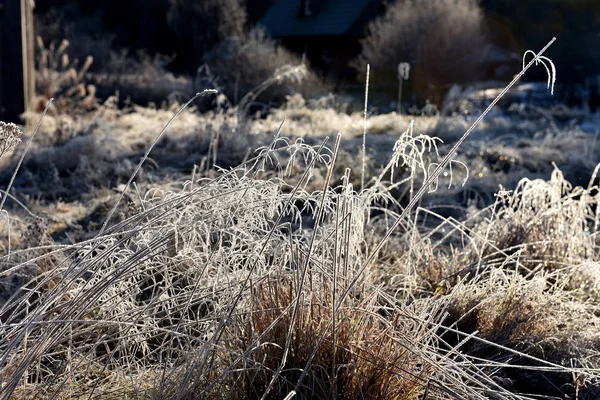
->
481, 44, 520, 64
260, 0, 372, 37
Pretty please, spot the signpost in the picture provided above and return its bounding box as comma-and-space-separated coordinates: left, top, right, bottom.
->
397, 62, 410, 114
0, 0, 35, 124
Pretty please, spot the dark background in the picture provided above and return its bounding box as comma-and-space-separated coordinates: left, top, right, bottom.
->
32, 0, 600, 81
28, 0, 600, 113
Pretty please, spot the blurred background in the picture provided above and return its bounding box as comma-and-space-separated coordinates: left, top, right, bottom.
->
3, 0, 600, 121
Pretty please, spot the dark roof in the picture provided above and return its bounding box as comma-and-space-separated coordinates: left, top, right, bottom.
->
260, 0, 372, 37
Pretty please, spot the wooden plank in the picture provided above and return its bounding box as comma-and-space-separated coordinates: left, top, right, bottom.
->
0, 0, 34, 124
0, 1, 3, 122
22, 0, 35, 127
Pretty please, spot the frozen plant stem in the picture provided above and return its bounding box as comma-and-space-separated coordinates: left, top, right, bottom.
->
261, 133, 342, 400
361, 64, 370, 193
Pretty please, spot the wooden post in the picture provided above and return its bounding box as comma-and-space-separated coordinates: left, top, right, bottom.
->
0, 0, 35, 124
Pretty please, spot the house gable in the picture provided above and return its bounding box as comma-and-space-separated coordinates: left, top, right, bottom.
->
260, 0, 372, 37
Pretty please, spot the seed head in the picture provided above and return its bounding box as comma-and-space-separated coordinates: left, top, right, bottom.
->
0, 121, 23, 159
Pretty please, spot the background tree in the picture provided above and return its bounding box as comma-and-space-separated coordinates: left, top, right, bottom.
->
202, 28, 329, 108
167, 0, 247, 73
355, 0, 489, 102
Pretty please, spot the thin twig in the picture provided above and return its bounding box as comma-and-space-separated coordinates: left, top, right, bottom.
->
361, 64, 370, 192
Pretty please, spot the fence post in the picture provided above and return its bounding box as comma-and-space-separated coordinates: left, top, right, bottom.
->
0, 0, 35, 124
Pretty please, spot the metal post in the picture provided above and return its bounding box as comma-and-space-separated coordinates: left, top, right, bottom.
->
397, 62, 410, 114
397, 78, 403, 114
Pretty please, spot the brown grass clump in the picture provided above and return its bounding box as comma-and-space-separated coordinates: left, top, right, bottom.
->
214, 276, 434, 399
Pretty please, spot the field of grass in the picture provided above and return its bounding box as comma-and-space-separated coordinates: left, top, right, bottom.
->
1, 42, 600, 399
